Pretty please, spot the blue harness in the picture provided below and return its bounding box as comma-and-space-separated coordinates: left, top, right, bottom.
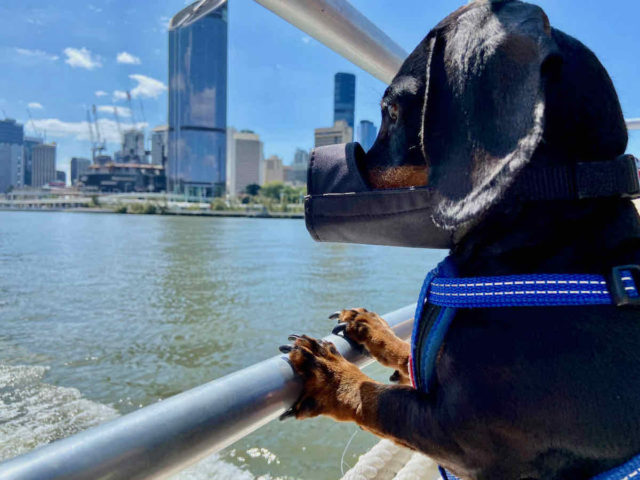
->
410, 258, 640, 480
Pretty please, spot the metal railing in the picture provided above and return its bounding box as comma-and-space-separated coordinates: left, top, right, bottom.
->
0, 304, 416, 480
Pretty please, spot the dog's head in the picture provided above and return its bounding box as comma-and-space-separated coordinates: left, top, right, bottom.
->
364, 0, 628, 231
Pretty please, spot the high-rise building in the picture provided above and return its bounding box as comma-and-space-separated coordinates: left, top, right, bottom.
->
168, 0, 228, 198
358, 120, 378, 151
121, 129, 146, 163
70, 157, 91, 185
334, 72, 356, 139
230, 130, 263, 195
314, 120, 353, 148
291, 148, 309, 185
32, 144, 56, 187
151, 126, 169, 166
0, 119, 24, 193
23, 136, 42, 186
56, 170, 66, 184
264, 155, 283, 184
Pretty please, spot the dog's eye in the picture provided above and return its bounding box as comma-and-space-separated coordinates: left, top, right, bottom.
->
386, 103, 399, 122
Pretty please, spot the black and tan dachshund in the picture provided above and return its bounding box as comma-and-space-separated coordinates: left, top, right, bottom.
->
281, 1, 640, 479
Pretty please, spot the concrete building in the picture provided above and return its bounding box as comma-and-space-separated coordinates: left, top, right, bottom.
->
230, 130, 263, 195
358, 120, 378, 151
291, 148, 309, 185
168, 0, 228, 198
81, 163, 165, 193
0, 119, 24, 193
56, 170, 66, 184
151, 126, 169, 166
314, 120, 353, 148
23, 136, 42, 186
70, 157, 91, 185
264, 155, 283, 184
31, 144, 56, 187
334, 72, 355, 137
283, 165, 294, 184
120, 129, 146, 163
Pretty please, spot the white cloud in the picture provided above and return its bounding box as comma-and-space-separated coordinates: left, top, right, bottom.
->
63, 47, 102, 70
28, 117, 147, 144
129, 74, 167, 99
96, 105, 132, 118
95, 90, 108, 97
15, 48, 59, 61
28, 102, 44, 110
116, 51, 141, 65
112, 90, 128, 102
301, 36, 311, 44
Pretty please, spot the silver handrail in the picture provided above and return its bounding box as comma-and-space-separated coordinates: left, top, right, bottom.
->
0, 305, 416, 480
252, 0, 407, 84
254, 0, 639, 130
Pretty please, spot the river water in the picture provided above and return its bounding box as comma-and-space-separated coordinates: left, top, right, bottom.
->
0, 211, 445, 479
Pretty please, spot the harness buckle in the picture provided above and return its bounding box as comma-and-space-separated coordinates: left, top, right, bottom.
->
609, 265, 640, 307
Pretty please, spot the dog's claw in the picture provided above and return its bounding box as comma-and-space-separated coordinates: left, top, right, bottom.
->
279, 408, 296, 421
279, 345, 293, 353
332, 323, 348, 335
328, 311, 341, 320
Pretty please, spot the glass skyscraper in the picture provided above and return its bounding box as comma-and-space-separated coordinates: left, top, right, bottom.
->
168, 0, 228, 198
358, 120, 378, 152
334, 73, 356, 140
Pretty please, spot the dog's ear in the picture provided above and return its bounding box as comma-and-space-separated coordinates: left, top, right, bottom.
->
421, 1, 559, 229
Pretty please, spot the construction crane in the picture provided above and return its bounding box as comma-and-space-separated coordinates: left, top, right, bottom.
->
26, 107, 44, 139
113, 106, 123, 140
88, 106, 106, 161
126, 91, 137, 125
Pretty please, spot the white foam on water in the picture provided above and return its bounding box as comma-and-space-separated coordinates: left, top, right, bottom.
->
0, 363, 281, 479
0, 363, 118, 461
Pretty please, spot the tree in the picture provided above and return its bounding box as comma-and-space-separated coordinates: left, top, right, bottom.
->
245, 183, 261, 196
261, 182, 284, 200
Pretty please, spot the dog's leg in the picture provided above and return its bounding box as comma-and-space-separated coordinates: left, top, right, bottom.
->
281, 335, 457, 462
332, 308, 411, 384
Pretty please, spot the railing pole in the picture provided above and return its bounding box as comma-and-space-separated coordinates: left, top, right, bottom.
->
251, 0, 407, 84
0, 305, 416, 480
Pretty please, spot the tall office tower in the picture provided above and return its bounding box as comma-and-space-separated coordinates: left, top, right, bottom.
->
0, 119, 24, 193
263, 155, 283, 184
56, 170, 66, 184
168, 0, 228, 198
23, 136, 42, 186
292, 148, 309, 185
334, 72, 356, 140
231, 130, 263, 195
32, 144, 56, 187
151, 126, 169, 166
358, 120, 378, 151
121, 129, 146, 163
314, 120, 353, 148
70, 157, 91, 185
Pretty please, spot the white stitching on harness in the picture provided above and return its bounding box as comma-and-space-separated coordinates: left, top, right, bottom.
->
435, 280, 606, 288
431, 290, 609, 297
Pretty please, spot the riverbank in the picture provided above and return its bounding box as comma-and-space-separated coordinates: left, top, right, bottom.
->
0, 206, 304, 219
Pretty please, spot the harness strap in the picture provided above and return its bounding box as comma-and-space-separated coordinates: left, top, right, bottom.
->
410, 259, 640, 480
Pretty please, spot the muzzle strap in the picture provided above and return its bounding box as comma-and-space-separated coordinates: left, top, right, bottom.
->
512, 154, 640, 201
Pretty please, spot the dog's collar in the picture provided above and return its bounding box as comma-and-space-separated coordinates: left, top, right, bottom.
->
410, 258, 640, 480
512, 154, 640, 201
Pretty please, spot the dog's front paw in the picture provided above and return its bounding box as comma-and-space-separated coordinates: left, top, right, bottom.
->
279, 334, 369, 422
331, 309, 410, 382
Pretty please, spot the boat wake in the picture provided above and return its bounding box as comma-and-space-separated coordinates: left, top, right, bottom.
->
0, 363, 276, 479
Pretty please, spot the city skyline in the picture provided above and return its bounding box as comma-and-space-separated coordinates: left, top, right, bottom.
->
1, 0, 639, 183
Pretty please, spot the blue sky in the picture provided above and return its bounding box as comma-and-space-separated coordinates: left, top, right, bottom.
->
1, 0, 639, 181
